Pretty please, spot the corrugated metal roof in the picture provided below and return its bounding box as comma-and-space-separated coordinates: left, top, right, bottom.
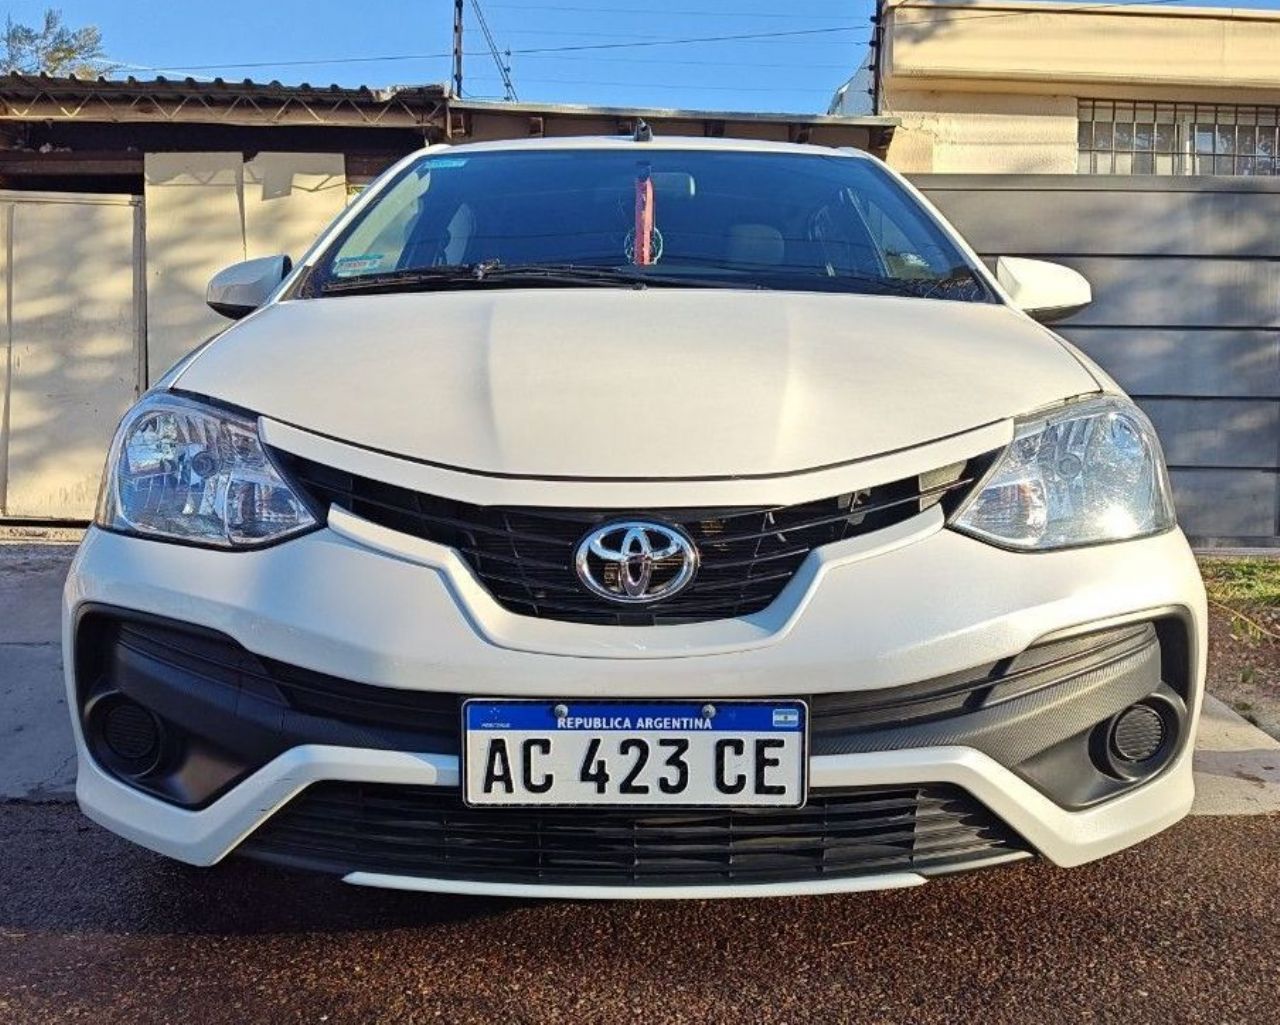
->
0, 71, 448, 104
0, 73, 894, 151
0, 73, 895, 128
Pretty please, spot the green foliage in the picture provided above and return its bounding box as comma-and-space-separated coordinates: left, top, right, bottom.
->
1, 8, 110, 78
1200, 558, 1280, 609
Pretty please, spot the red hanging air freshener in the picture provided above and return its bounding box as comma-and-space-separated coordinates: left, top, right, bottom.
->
634, 171, 654, 266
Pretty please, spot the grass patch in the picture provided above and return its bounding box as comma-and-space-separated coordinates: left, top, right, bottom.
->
1199, 557, 1280, 609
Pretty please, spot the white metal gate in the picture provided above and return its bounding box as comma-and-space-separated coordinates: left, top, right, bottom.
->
0, 190, 143, 520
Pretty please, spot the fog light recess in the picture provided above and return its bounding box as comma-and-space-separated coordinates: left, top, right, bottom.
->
1093, 695, 1180, 781
1112, 703, 1165, 763
87, 694, 166, 778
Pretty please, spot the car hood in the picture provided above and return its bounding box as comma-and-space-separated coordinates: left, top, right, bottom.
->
176, 289, 1098, 479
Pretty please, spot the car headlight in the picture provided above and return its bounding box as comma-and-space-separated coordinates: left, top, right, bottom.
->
951, 395, 1175, 550
95, 392, 317, 548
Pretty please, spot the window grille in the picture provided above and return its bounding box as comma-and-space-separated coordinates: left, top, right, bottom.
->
1078, 99, 1280, 175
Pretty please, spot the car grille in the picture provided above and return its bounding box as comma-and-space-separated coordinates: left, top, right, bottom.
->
240, 781, 1029, 887
276, 451, 988, 626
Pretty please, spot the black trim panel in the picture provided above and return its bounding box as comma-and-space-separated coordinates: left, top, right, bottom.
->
74, 605, 1185, 811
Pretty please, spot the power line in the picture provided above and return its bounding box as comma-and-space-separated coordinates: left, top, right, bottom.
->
457, 24, 869, 42
508, 25, 869, 55
106, 24, 870, 74
465, 74, 838, 93
469, 0, 517, 100
490, 0, 1234, 31
118, 51, 453, 73
492, 27, 822, 38
481, 0, 1206, 31
104, 0, 1230, 80
517, 54, 855, 69
484, 3, 861, 17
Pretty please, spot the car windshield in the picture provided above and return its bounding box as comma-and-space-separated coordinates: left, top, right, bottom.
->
304, 147, 992, 301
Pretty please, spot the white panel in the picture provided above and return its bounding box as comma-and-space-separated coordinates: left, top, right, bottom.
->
4, 194, 139, 519
144, 153, 244, 381
0, 202, 9, 513
242, 152, 348, 261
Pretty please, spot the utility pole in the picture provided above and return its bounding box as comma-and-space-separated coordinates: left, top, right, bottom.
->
870, 0, 885, 115
452, 0, 464, 97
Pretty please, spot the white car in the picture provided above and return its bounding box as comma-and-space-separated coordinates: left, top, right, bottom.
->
65, 134, 1205, 899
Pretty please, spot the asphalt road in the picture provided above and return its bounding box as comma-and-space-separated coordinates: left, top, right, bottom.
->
2, 804, 1277, 1025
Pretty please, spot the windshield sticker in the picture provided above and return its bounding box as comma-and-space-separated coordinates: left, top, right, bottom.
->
427, 157, 469, 169
333, 254, 387, 277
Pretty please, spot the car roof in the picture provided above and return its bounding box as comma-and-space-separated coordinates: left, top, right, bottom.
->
416, 135, 874, 160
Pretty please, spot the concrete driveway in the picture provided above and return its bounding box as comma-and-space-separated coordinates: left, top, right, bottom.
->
3, 538, 1279, 1024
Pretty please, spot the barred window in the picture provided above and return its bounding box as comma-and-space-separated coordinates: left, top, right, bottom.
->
1078, 100, 1280, 175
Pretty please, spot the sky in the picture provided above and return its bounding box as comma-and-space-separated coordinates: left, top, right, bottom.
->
5, 0, 1280, 115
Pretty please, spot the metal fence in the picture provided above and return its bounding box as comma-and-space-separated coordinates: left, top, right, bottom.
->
913, 173, 1280, 546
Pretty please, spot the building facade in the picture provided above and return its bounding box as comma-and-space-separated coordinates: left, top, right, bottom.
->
834, 0, 1280, 177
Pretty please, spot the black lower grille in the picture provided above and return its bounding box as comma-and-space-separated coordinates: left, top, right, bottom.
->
240, 782, 1028, 887
91, 611, 1158, 761
276, 450, 987, 626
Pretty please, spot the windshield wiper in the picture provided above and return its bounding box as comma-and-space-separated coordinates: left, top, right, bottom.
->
318, 262, 508, 295
912, 265, 987, 301
318, 260, 734, 296
841, 275, 918, 296
820, 267, 986, 300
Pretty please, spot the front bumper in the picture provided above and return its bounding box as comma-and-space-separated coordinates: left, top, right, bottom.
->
64, 513, 1206, 898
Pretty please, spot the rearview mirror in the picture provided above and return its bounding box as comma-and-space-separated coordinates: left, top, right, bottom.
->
207, 255, 292, 320
996, 256, 1091, 323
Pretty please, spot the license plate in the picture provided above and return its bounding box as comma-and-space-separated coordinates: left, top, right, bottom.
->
462, 700, 807, 808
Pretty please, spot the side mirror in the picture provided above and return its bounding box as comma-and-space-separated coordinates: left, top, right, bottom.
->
206, 255, 292, 320
996, 256, 1091, 323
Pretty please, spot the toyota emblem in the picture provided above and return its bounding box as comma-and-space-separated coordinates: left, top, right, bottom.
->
574, 521, 699, 604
